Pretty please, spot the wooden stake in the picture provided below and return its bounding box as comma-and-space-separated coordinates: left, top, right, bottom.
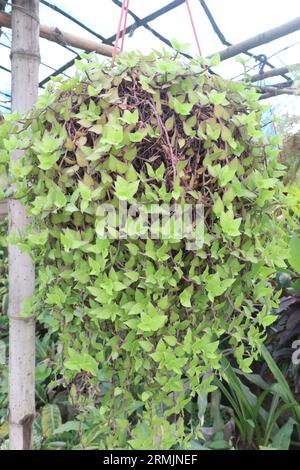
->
8, 0, 40, 450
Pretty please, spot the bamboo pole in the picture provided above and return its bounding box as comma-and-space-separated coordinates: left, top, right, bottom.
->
250, 63, 300, 83
0, 200, 7, 220
209, 17, 300, 62
8, 0, 40, 450
0, 10, 113, 57
259, 88, 296, 100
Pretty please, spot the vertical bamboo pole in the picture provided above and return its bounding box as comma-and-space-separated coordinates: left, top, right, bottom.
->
8, 0, 40, 450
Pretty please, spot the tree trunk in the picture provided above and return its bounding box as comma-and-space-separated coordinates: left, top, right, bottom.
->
9, 0, 40, 450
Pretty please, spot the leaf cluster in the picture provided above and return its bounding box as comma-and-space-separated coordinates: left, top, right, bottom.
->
0, 50, 292, 448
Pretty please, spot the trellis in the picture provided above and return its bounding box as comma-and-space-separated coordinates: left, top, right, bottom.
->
0, 0, 299, 103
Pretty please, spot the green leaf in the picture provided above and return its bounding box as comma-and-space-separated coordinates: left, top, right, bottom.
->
120, 109, 139, 125
209, 54, 221, 67
53, 421, 82, 435
53, 187, 67, 208
139, 313, 167, 332
288, 235, 300, 275
141, 391, 152, 401
139, 340, 153, 352
60, 228, 89, 252
219, 159, 238, 187
87, 85, 99, 97
38, 152, 60, 170
114, 176, 139, 200
172, 98, 193, 116
213, 197, 224, 217
165, 115, 174, 131
78, 181, 92, 201
36, 363, 51, 383
129, 129, 147, 142
223, 187, 235, 206
221, 126, 236, 148
33, 132, 64, 155
102, 123, 123, 145
46, 286, 66, 308
88, 306, 112, 320
64, 349, 98, 376
206, 273, 234, 301
156, 163, 165, 181
206, 121, 220, 140
170, 38, 191, 53
41, 404, 62, 438
157, 61, 179, 74
179, 286, 193, 308
209, 91, 227, 105
164, 336, 177, 346
261, 315, 277, 327
124, 147, 137, 161
272, 418, 295, 450
0, 421, 8, 440
220, 209, 241, 237
28, 229, 48, 246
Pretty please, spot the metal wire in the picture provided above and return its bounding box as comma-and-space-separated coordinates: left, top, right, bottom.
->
40, 0, 106, 42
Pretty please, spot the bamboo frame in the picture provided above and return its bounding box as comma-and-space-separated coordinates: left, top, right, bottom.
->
0, 11, 113, 57
209, 16, 300, 61
250, 63, 300, 83
0, 200, 7, 220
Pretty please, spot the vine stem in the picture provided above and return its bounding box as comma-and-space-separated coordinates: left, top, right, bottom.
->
148, 100, 178, 187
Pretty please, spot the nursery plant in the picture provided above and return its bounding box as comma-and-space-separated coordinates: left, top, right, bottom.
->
0, 48, 291, 449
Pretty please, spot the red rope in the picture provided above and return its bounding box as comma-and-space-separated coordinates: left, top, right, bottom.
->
112, 0, 126, 65
113, 0, 200, 64
120, 0, 130, 53
185, 0, 202, 56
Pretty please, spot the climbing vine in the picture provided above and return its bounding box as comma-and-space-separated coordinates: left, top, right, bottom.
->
0, 49, 290, 448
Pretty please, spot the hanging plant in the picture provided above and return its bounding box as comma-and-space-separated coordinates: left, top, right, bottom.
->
1, 50, 290, 449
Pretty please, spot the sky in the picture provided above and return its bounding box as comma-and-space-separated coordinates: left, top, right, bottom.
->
1, 0, 300, 116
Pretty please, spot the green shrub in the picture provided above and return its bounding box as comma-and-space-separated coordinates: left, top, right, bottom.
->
1, 51, 290, 448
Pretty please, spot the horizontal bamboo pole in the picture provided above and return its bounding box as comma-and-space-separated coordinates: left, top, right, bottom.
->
250, 63, 300, 82
2, 9, 298, 65
210, 17, 300, 61
259, 88, 296, 100
0, 11, 113, 57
